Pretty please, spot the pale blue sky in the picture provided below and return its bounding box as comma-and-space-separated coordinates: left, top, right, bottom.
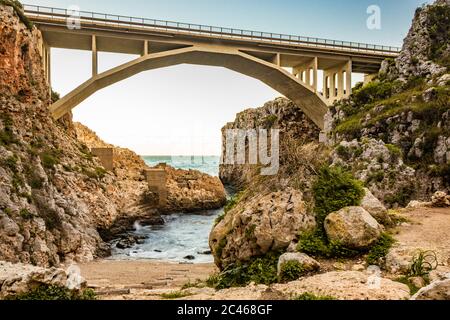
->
26, 0, 431, 155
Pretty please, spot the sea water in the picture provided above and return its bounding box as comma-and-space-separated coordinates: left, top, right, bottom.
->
111, 155, 224, 263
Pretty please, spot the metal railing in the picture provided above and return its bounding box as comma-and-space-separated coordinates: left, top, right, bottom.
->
23, 4, 401, 55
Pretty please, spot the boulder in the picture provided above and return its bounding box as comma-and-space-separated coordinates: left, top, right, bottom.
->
411, 278, 450, 300
209, 188, 316, 269
361, 188, 391, 225
324, 207, 383, 249
431, 191, 450, 208
277, 253, 320, 276
0, 261, 86, 299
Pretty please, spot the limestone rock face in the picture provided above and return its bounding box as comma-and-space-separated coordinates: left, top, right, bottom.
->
0, 5, 124, 266
277, 253, 320, 276
385, 0, 449, 82
0, 261, 85, 299
331, 139, 419, 207
219, 97, 320, 189
324, 207, 383, 249
411, 278, 450, 300
163, 165, 227, 213
361, 188, 391, 225
209, 188, 316, 269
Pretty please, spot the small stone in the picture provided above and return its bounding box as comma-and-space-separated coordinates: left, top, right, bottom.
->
406, 200, 431, 209
184, 255, 196, 260
333, 262, 347, 271
352, 264, 366, 272
409, 277, 426, 289
286, 241, 298, 253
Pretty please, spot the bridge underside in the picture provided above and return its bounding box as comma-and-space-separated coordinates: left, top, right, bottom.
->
27, 8, 397, 130
50, 45, 329, 129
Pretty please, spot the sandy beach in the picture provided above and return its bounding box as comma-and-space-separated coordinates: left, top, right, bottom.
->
79, 260, 217, 298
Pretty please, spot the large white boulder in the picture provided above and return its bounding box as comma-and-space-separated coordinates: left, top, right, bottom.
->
324, 206, 383, 249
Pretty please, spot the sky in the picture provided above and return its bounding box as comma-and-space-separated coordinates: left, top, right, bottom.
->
26, 0, 431, 155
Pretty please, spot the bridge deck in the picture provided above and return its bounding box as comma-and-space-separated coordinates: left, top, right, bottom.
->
24, 4, 399, 74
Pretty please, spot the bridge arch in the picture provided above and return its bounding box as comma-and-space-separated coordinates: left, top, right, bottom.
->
50, 45, 329, 129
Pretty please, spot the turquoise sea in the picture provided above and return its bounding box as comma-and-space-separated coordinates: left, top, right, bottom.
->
111, 155, 224, 263
142, 155, 221, 177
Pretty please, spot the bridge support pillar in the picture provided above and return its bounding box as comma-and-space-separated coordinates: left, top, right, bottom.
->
42, 44, 51, 86
270, 53, 281, 66
145, 169, 168, 208
323, 60, 352, 104
293, 57, 318, 92
92, 35, 98, 76
142, 40, 149, 56
91, 147, 114, 171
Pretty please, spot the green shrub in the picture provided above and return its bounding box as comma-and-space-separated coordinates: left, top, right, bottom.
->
429, 163, 450, 188
215, 191, 245, 226
181, 279, 205, 290
278, 261, 305, 283
352, 81, 397, 105
40, 150, 60, 170
427, 5, 450, 66
82, 166, 107, 181
3, 155, 19, 173
29, 175, 44, 189
313, 166, 364, 227
0, 128, 16, 146
7, 285, 96, 300
292, 293, 336, 300
408, 250, 438, 277
0, 0, 33, 31
160, 291, 192, 300
224, 191, 244, 214
20, 208, 33, 220
384, 187, 414, 207
298, 165, 365, 259
366, 170, 385, 184
296, 230, 359, 259
207, 252, 280, 289
262, 115, 278, 128
385, 144, 402, 160
394, 276, 421, 296
51, 90, 60, 103
366, 233, 396, 265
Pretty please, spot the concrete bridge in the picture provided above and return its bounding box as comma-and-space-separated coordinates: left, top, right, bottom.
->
24, 4, 400, 130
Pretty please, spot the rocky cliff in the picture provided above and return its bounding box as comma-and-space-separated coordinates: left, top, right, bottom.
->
219, 97, 321, 190
0, 4, 123, 266
0, 3, 226, 267
326, 0, 449, 207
